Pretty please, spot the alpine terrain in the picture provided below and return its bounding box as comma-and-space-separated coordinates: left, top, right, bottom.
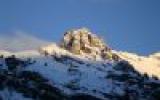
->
0, 28, 160, 100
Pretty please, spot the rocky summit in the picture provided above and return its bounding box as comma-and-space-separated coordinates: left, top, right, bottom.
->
60, 28, 119, 61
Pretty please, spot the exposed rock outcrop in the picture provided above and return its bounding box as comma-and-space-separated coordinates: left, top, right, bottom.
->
60, 28, 119, 60
61, 28, 106, 54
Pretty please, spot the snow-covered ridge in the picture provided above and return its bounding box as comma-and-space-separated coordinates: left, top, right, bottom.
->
39, 43, 104, 61
149, 52, 160, 59
113, 50, 160, 78
1, 48, 159, 78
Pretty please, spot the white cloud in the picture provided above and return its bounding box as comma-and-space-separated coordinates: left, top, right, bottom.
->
0, 31, 51, 52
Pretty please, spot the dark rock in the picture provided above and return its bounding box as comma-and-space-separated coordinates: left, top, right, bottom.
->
150, 88, 160, 100
71, 94, 102, 100
18, 71, 48, 83
5, 55, 25, 71
114, 60, 136, 72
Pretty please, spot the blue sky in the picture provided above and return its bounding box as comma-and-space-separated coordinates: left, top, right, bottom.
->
0, 0, 160, 55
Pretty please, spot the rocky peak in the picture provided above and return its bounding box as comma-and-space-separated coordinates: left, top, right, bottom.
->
60, 28, 119, 60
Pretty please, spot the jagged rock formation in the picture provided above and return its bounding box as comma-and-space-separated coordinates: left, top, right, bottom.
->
60, 28, 119, 60
60, 28, 106, 54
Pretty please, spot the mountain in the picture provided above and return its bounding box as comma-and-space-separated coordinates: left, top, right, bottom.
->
0, 28, 160, 100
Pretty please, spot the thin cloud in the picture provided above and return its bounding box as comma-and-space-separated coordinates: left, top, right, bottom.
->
0, 31, 51, 52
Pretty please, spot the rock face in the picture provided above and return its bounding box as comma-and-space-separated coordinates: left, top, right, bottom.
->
60, 28, 119, 60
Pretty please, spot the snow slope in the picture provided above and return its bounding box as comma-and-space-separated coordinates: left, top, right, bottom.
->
0, 89, 32, 100
0, 44, 159, 100
114, 51, 160, 78
0, 49, 119, 100
0, 46, 119, 98
0, 28, 159, 100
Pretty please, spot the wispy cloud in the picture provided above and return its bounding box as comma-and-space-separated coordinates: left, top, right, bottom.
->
0, 31, 51, 52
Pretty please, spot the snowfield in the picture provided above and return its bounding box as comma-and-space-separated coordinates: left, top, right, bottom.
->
0, 44, 159, 100
114, 51, 160, 78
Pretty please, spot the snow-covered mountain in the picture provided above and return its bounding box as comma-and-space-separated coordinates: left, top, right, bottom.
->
0, 28, 159, 100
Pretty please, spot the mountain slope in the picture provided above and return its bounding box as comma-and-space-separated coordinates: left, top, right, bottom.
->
0, 28, 159, 100
0, 48, 160, 100
115, 51, 160, 78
